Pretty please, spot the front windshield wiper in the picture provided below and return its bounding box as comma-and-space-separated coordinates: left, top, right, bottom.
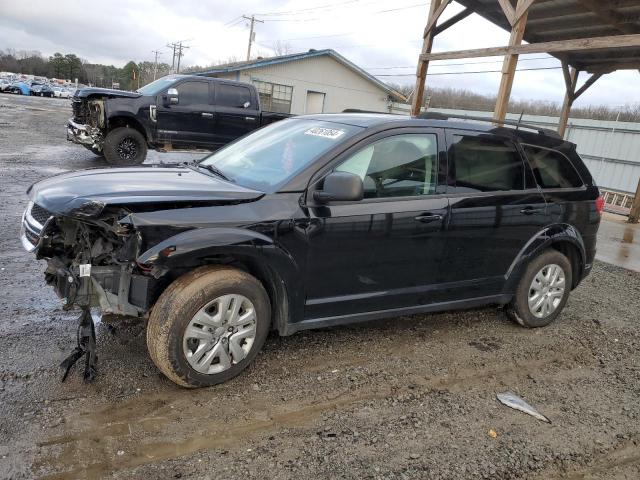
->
185, 161, 233, 182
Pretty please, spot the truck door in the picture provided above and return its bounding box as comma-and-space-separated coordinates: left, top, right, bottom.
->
156, 80, 216, 147
214, 83, 260, 145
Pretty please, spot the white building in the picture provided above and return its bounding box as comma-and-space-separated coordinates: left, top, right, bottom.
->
198, 49, 406, 115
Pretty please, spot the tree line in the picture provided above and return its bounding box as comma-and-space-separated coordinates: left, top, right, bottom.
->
0, 49, 172, 91
389, 83, 640, 122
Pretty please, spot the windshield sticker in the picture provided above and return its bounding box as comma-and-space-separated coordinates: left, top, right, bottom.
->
304, 127, 346, 140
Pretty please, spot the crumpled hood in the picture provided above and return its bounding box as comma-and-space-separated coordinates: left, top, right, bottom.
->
27, 165, 264, 215
74, 87, 142, 99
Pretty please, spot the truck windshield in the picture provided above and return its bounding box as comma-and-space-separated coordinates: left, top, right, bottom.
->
199, 119, 363, 192
136, 76, 180, 95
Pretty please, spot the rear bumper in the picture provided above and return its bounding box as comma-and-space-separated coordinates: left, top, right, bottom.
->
66, 118, 103, 148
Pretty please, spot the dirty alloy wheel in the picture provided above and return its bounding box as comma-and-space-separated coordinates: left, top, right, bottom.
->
506, 249, 572, 328
103, 126, 147, 166
146, 266, 271, 388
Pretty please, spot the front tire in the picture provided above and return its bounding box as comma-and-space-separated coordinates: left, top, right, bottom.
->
506, 250, 572, 328
146, 266, 271, 388
103, 127, 147, 166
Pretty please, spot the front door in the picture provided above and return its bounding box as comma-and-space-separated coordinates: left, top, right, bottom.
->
443, 130, 548, 298
304, 129, 449, 319
305, 91, 325, 114
156, 80, 215, 147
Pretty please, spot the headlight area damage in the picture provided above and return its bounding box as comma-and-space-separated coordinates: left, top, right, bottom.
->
23, 202, 163, 382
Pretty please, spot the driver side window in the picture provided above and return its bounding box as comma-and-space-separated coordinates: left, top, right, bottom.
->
335, 133, 438, 198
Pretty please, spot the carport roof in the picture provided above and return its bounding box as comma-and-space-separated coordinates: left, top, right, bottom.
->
454, 0, 640, 73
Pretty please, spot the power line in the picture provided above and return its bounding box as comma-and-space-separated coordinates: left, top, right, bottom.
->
365, 56, 556, 70
374, 66, 563, 77
260, 2, 428, 22
255, 0, 365, 16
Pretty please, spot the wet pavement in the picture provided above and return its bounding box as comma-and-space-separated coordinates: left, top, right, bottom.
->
1, 94, 640, 479
596, 213, 640, 272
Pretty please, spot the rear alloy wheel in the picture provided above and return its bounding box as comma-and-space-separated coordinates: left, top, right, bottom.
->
146, 266, 271, 388
506, 250, 572, 328
103, 126, 147, 166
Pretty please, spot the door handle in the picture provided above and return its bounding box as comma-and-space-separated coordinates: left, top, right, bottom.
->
201, 112, 214, 118
414, 214, 443, 223
520, 206, 545, 215
244, 116, 257, 122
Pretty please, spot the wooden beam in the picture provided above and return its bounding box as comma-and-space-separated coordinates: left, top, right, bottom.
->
434, 7, 473, 35
629, 176, 640, 224
423, 0, 452, 38
558, 67, 579, 137
561, 60, 574, 97
412, 0, 444, 116
585, 61, 640, 73
497, 0, 516, 25
573, 72, 603, 100
514, 0, 537, 24
419, 34, 640, 61
494, 0, 531, 121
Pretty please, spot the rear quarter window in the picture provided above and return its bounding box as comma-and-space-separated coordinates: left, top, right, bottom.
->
216, 84, 252, 108
523, 145, 584, 188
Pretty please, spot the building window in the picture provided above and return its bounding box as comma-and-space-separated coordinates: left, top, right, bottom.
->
253, 80, 293, 113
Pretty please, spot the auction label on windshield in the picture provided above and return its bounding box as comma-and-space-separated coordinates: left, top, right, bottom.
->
304, 127, 346, 140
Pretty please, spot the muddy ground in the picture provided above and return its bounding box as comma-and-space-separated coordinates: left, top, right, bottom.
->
0, 94, 639, 480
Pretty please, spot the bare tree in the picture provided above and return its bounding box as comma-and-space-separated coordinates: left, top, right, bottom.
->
272, 40, 293, 57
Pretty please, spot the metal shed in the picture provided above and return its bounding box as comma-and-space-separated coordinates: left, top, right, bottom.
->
411, 0, 640, 222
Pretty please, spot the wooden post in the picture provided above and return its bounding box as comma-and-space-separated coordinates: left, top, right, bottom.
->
629, 176, 640, 224
494, 0, 531, 122
411, 0, 448, 117
558, 65, 578, 138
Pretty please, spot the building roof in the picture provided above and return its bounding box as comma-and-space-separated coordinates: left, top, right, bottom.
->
196, 49, 407, 102
455, 0, 640, 74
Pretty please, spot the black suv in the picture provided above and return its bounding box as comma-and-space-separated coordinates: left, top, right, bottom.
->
21, 113, 602, 387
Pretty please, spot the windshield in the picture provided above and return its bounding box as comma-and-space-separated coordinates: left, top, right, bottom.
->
136, 75, 180, 95
200, 118, 363, 192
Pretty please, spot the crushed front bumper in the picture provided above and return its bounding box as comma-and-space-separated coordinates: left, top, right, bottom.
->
67, 118, 103, 149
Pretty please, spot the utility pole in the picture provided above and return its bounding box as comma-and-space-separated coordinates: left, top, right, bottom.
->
175, 42, 190, 73
151, 50, 162, 80
243, 15, 263, 60
167, 42, 178, 73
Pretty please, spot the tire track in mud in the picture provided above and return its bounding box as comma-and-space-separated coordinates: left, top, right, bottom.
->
33, 350, 593, 478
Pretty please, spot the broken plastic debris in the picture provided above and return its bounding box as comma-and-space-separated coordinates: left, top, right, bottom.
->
488, 429, 498, 438
496, 392, 550, 423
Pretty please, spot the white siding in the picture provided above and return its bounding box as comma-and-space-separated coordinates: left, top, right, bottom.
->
213, 55, 392, 115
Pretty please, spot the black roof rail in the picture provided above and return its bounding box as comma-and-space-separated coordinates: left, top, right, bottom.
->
417, 112, 562, 139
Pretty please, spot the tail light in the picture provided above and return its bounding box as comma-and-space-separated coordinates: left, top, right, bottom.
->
595, 195, 604, 215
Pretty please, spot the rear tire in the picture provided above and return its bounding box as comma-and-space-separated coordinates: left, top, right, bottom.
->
146, 266, 271, 388
506, 250, 572, 328
103, 127, 147, 165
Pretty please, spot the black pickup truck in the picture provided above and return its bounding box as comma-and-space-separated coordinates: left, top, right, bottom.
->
67, 74, 289, 165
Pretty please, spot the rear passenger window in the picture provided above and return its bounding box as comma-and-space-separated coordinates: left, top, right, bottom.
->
448, 135, 525, 192
216, 84, 252, 108
523, 145, 583, 188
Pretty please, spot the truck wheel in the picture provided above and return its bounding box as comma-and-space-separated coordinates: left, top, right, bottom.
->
506, 250, 572, 328
82, 144, 103, 157
146, 266, 271, 388
103, 127, 147, 166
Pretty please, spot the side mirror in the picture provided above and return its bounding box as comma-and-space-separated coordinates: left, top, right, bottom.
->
243, 101, 251, 109
166, 88, 179, 106
313, 172, 364, 203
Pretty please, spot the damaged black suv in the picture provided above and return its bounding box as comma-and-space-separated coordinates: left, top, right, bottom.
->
22, 114, 602, 387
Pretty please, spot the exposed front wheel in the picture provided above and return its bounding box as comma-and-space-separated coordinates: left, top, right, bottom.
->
103, 127, 147, 166
146, 266, 271, 388
506, 250, 572, 328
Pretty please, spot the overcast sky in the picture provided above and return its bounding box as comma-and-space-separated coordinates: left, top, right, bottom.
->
2, 0, 639, 108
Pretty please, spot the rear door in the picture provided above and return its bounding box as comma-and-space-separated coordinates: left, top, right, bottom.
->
214, 83, 259, 144
443, 130, 548, 298
156, 79, 215, 146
